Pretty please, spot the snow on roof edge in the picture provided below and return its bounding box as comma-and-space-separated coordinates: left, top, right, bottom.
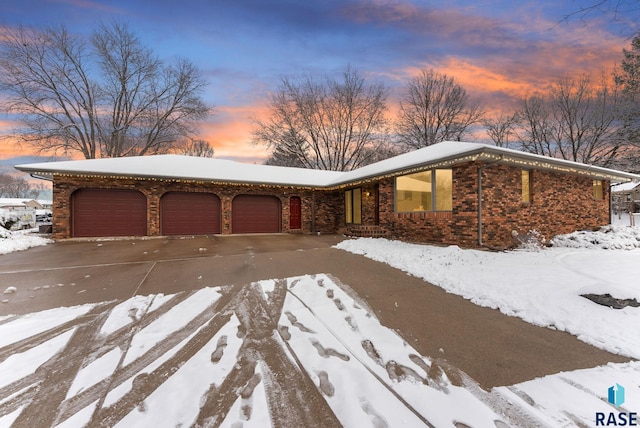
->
15, 142, 640, 188
15, 154, 343, 188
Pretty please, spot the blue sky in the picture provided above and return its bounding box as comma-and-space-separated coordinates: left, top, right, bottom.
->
1, 0, 638, 172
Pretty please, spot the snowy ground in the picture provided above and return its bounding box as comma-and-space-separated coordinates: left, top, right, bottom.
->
0, 275, 512, 427
336, 226, 640, 359
1, 223, 640, 426
0, 227, 51, 255
335, 225, 640, 426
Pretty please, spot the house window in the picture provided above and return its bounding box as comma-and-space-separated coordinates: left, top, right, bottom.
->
593, 180, 604, 200
522, 170, 531, 203
345, 188, 362, 224
395, 169, 452, 212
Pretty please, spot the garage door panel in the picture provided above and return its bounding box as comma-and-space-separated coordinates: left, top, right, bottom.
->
232, 195, 280, 234
73, 189, 147, 238
161, 192, 221, 235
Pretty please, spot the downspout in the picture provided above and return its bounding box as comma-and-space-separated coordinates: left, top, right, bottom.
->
477, 156, 503, 247
311, 190, 316, 234
608, 182, 612, 226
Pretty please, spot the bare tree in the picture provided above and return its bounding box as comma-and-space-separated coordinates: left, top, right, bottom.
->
516, 96, 558, 158
396, 69, 483, 149
0, 173, 44, 198
179, 139, 215, 157
560, 0, 639, 35
482, 112, 518, 148
0, 25, 99, 158
0, 22, 210, 159
252, 66, 390, 171
264, 144, 307, 168
515, 73, 625, 168
616, 31, 640, 168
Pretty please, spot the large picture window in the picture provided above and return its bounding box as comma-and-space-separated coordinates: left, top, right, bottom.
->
395, 169, 452, 212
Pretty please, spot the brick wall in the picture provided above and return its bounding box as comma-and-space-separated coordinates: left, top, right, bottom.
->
52, 175, 316, 239
373, 162, 610, 249
51, 163, 611, 248
313, 191, 343, 234
480, 164, 610, 248
377, 177, 463, 246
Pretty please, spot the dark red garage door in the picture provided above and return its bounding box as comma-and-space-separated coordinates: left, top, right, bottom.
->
72, 189, 147, 238
161, 192, 221, 235
232, 195, 281, 234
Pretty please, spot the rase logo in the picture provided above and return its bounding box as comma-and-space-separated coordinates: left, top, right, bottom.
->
596, 384, 637, 426
610, 384, 626, 407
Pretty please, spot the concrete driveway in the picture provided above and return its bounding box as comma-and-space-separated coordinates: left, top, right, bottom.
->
0, 234, 627, 392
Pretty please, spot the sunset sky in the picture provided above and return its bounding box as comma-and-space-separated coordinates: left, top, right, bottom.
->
1, 0, 639, 179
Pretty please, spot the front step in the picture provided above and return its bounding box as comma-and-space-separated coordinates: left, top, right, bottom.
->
344, 225, 390, 238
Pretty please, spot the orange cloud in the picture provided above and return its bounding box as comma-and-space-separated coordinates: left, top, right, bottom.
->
398, 31, 624, 113
402, 61, 528, 99
197, 104, 272, 163
0, 139, 23, 159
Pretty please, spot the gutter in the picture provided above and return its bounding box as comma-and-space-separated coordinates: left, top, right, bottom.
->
29, 173, 53, 182
20, 169, 330, 189
477, 155, 503, 247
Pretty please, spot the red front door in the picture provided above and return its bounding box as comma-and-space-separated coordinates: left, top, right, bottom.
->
290, 196, 301, 229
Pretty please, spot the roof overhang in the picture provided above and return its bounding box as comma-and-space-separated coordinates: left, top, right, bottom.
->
15, 142, 640, 189
477, 148, 640, 182
325, 146, 640, 188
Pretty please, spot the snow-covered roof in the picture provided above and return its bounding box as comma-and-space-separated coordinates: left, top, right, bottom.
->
0, 198, 32, 207
15, 155, 344, 187
612, 181, 640, 192
15, 141, 640, 187
329, 141, 640, 185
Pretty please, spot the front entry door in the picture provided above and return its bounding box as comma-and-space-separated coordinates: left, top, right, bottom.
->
290, 196, 302, 229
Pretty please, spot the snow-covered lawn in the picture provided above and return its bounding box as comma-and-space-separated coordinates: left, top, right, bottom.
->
0, 227, 51, 255
335, 225, 640, 359
1, 225, 640, 426
334, 225, 640, 426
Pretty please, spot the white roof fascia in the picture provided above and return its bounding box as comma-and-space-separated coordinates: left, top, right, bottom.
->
15, 141, 640, 188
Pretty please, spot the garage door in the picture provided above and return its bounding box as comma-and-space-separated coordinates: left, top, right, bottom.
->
161, 192, 221, 235
72, 189, 147, 237
232, 195, 281, 234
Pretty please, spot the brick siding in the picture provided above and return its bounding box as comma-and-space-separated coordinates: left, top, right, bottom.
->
51, 161, 611, 249
369, 162, 610, 249
52, 176, 317, 239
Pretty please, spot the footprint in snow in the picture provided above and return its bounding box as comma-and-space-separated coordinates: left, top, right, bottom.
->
210, 335, 228, 363
310, 338, 350, 361
317, 371, 335, 397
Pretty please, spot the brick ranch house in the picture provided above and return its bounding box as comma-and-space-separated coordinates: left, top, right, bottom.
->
15, 141, 640, 249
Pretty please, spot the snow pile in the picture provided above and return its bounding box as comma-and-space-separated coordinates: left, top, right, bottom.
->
335, 229, 640, 359
551, 225, 640, 250
0, 228, 52, 255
